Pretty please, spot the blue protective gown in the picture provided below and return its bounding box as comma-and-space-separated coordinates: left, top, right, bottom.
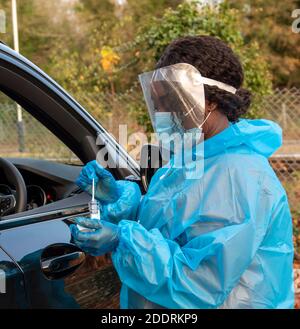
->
111, 119, 294, 309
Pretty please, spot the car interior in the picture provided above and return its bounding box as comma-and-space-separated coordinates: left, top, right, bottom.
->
0, 117, 93, 223
0, 90, 103, 222
0, 157, 90, 220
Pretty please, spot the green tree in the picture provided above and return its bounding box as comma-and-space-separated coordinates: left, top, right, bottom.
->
131, 1, 272, 130
47, 0, 182, 119
229, 0, 300, 87
49, 0, 182, 94
0, 0, 75, 70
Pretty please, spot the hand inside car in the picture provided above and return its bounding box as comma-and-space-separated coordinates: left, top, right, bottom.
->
76, 160, 142, 223
76, 160, 121, 204
70, 217, 119, 256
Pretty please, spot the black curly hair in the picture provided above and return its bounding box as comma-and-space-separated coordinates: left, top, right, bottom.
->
156, 35, 251, 122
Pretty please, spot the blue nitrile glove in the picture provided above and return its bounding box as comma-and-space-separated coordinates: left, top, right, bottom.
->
101, 180, 141, 224
76, 160, 120, 204
76, 160, 142, 223
70, 217, 119, 256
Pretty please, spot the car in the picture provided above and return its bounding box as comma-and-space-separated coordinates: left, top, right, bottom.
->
0, 41, 153, 309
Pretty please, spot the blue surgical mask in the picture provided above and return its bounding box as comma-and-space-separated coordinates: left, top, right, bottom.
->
154, 112, 183, 135
154, 112, 186, 156
154, 112, 182, 154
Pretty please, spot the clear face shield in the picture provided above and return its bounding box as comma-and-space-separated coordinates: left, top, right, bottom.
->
139, 62, 205, 136
138, 63, 237, 159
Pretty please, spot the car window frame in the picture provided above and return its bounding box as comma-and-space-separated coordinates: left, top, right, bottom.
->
0, 44, 140, 180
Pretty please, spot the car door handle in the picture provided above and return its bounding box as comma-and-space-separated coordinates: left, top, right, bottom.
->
41, 251, 85, 279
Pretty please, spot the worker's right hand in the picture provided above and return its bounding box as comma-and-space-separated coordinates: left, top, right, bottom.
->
70, 217, 119, 256
76, 160, 120, 204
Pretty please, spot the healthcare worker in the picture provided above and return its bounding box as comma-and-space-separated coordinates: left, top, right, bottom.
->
70, 36, 294, 309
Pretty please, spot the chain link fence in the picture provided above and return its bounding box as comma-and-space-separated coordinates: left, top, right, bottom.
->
1, 88, 300, 175
1, 87, 300, 176
261, 88, 300, 255
0, 95, 81, 163
1, 87, 300, 250
265, 88, 300, 182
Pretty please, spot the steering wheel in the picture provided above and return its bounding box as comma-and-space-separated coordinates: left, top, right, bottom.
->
0, 158, 27, 216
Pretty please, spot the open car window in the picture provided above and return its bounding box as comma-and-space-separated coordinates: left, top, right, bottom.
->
0, 90, 82, 165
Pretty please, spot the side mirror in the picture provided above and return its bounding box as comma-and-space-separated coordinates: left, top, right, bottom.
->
140, 144, 164, 192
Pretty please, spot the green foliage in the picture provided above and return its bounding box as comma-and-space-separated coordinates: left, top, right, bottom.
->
0, 0, 73, 68
138, 2, 244, 62
229, 0, 300, 88
0, 0, 273, 130
47, 0, 181, 119
132, 1, 272, 129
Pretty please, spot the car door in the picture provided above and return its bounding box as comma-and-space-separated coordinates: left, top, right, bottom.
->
0, 208, 121, 309
0, 43, 141, 308
0, 247, 28, 308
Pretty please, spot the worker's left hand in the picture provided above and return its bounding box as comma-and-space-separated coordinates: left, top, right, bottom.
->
70, 217, 119, 256
101, 180, 141, 224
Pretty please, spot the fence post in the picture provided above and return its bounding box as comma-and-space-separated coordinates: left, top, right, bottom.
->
0, 9, 6, 33
16, 110, 25, 152
282, 102, 287, 130
12, 0, 25, 152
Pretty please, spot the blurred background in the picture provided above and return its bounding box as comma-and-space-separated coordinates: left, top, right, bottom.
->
0, 0, 300, 304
